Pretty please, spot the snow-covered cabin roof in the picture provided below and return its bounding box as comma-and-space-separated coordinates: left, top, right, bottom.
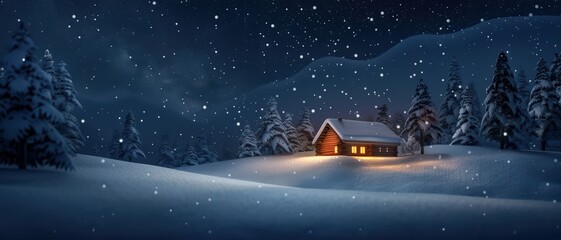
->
312, 118, 402, 145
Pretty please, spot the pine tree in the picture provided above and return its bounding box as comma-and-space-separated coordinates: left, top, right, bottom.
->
0, 66, 4, 81
119, 111, 145, 161
255, 98, 292, 155
517, 69, 530, 105
480, 51, 524, 149
438, 59, 463, 144
52, 61, 85, 155
376, 104, 396, 133
296, 107, 315, 151
528, 57, 561, 150
284, 113, 303, 152
158, 134, 177, 167
550, 53, 561, 100
0, 22, 72, 170
238, 125, 261, 158
451, 86, 479, 145
40, 50, 55, 79
172, 141, 184, 164
468, 82, 483, 121
182, 142, 199, 166
195, 134, 218, 164
402, 79, 443, 154
108, 129, 122, 159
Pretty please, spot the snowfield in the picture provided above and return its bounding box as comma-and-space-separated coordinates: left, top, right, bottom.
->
1, 145, 561, 239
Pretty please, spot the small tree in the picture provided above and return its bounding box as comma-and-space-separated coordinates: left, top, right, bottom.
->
376, 104, 396, 133
528, 57, 561, 150
402, 79, 443, 154
119, 111, 145, 162
52, 61, 85, 155
238, 125, 261, 158
468, 82, 483, 121
158, 134, 177, 167
296, 108, 315, 151
451, 86, 480, 145
0, 23, 72, 170
284, 113, 303, 152
255, 98, 292, 155
439, 59, 463, 144
517, 69, 531, 105
182, 142, 199, 166
195, 134, 218, 164
550, 53, 561, 100
108, 129, 122, 159
480, 51, 524, 149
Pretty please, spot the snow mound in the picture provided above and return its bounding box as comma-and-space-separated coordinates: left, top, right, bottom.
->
1, 151, 561, 239
183, 145, 561, 201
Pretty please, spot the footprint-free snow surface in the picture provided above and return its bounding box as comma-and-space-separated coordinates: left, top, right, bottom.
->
1, 146, 561, 239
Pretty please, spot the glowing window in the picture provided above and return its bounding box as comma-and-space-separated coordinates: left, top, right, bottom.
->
351, 146, 357, 154
334, 146, 338, 154
386, 147, 389, 152
360, 146, 366, 154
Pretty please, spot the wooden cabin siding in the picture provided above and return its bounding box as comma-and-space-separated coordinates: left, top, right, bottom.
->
372, 145, 398, 156
315, 126, 341, 155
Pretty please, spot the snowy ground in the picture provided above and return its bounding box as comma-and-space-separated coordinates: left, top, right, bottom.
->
182, 145, 561, 201
1, 146, 561, 239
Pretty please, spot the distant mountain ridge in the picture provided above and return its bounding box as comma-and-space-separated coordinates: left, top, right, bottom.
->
78, 16, 561, 161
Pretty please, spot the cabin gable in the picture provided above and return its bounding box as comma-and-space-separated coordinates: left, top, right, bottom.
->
314, 124, 342, 156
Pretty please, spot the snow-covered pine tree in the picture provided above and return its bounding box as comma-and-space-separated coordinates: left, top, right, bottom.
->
391, 111, 406, 135
182, 142, 199, 166
296, 107, 315, 151
550, 53, 561, 100
284, 113, 303, 152
528, 57, 561, 151
468, 82, 483, 121
195, 134, 218, 164
438, 59, 463, 144
517, 69, 530, 105
238, 124, 261, 158
451, 86, 480, 145
172, 140, 184, 163
119, 111, 145, 162
0, 22, 72, 170
108, 129, 122, 159
40, 50, 55, 80
52, 61, 85, 156
480, 51, 524, 150
255, 98, 292, 155
376, 104, 396, 133
158, 134, 177, 167
402, 79, 443, 154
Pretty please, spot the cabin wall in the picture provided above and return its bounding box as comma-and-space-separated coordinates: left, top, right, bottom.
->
341, 143, 398, 157
315, 126, 341, 155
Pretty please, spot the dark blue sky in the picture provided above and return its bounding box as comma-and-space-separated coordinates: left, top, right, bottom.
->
1, 0, 560, 112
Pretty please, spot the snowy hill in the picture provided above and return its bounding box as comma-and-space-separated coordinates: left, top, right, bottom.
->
182, 145, 561, 201
2, 146, 560, 239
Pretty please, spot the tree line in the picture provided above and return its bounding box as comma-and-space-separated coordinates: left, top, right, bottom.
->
0, 23, 84, 170
374, 51, 561, 153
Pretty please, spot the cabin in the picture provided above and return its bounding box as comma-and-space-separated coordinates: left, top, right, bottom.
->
312, 118, 402, 157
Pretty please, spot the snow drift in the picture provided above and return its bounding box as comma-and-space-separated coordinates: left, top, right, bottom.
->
1, 145, 560, 239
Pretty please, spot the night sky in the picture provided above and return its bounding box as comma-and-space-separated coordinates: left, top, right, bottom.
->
1, 0, 560, 113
